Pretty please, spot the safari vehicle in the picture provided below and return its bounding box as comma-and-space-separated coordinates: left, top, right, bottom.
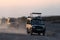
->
7, 18, 18, 27
26, 13, 46, 35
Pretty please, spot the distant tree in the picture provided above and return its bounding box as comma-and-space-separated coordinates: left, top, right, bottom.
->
20, 16, 27, 22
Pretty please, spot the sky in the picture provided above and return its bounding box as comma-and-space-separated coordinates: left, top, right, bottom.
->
0, 0, 60, 17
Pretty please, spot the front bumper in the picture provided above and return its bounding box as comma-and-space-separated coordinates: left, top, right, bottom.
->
32, 28, 45, 33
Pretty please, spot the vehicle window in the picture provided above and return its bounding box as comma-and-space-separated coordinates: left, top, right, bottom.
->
31, 19, 45, 25
9, 18, 16, 22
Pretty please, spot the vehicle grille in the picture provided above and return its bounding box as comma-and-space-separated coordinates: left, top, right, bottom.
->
35, 26, 43, 29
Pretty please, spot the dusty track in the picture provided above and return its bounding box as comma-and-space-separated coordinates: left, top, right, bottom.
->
0, 22, 60, 40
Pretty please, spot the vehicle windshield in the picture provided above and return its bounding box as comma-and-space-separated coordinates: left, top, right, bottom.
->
9, 18, 16, 22
31, 19, 45, 25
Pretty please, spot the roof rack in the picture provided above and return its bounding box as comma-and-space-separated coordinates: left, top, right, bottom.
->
30, 13, 42, 17
32, 13, 42, 14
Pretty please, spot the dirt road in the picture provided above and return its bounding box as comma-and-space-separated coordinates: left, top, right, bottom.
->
0, 22, 60, 40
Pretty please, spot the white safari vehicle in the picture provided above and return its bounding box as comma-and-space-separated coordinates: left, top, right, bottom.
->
26, 13, 46, 35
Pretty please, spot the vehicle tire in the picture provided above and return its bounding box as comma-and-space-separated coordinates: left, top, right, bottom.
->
38, 33, 40, 35
43, 31, 45, 36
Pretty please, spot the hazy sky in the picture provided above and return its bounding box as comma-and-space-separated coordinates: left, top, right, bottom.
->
0, 0, 60, 17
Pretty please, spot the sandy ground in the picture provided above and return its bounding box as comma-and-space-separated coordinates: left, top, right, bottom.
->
0, 22, 60, 40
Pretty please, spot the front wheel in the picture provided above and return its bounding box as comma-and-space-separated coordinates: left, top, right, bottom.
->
43, 31, 45, 36
38, 33, 40, 35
